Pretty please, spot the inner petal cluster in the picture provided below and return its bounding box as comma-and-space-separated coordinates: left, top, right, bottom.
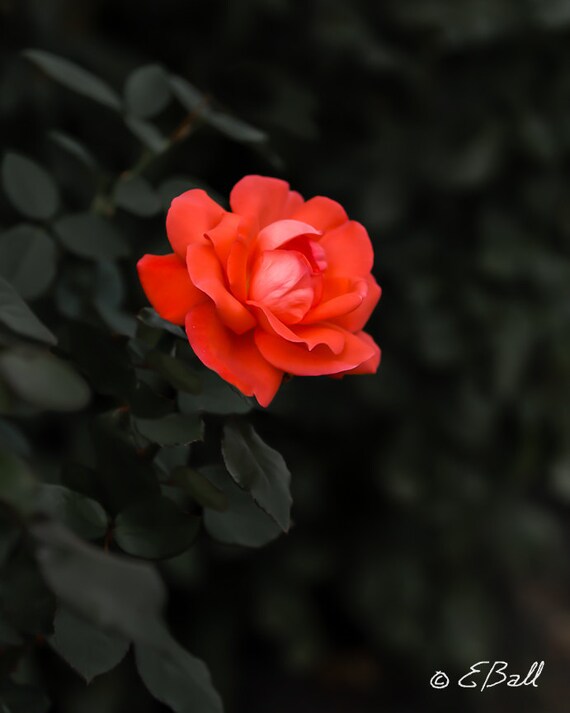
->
249, 249, 315, 323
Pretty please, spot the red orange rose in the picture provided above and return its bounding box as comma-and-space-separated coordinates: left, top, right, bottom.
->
137, 176, 381, 406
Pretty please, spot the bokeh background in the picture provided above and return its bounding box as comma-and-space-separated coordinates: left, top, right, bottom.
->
2, 1, 570, 711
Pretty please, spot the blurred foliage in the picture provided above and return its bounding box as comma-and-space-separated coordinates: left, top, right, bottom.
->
1, 1, 570, 712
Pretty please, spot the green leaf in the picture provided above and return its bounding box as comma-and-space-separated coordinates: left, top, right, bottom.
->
0, 515, 21, 566
124, 116, 168, 153
35, 523, 221, 707
169, 75, 207, 112
92, 411, 161, 514
48, 131, 97, 170
33, 522, 168, 645
50, 606, 129, 683
137, 307, 186, 339
178, 370, 252, 415
114, 176, 161, 217
207, 111, 268, 144
222, 420, 292, 532
135, 413, 204, 446
0, 682, 50, 713
1, 550, 56, 635
64, 321, 135, 398
61, 462, 102, 502
0, 348, 90, 412
0, 449, 37, 514
54, 212, 129, 260
147, 350, 201, 393
0, 611, 23, 646
124, 64, 171, 119
114, 496, 201, 560
0, 278, 56, 345
0, 224, 57, 300
1, 153, 59, 221
128, 380, 174, 419
135, 640, 223, 713
171, 467, 228, 512
202, 465, 281, 548
36, 484, 108, 540
23, 49, 121, 110
0, 418, 31, 457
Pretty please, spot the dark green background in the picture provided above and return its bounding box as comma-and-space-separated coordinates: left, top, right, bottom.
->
2, 1, 570, 711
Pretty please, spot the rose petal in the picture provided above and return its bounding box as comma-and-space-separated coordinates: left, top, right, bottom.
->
166, 189, 225, 259
186, 303, 282, 407
291, 196, 348, 232
333, 274, 381, 332
137, 253, 205, 325
230, 175, 295, 231
320, 220, 374, 277
284, 190, 305, 216
186, 243, 256, 334
255, 327, 377, 376
205, 212, 244, 266
337, 331, 381, 374
301, 278, 368, 324
249, 301, 346, 354
256, 219, 321, 253
249, 250, 314, 323
226, 238, 250, 303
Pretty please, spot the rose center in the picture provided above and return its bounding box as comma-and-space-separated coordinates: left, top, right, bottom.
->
249, 245, 323, 323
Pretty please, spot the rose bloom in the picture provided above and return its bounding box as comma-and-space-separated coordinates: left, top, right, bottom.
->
137, 176, 381, 406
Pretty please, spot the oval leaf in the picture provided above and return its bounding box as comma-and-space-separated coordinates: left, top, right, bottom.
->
0, 449, 37, 514
54, 212, 129, 260
178, 370, 252, 415
114, 176, 161, 217
0, 224, 57, 300
222, 420, 292, 532
50, 606, 129, 684
24, 49, 121, 111
147, 351, 201, 394
171, 467, 228, 512
2, 153, 59, 220
124, 64, 171, 119
0, 348, 90, 412
136, 640, 223, 713
49, 131, 97, 170
114, 497, 201, 560
168, 75, 206, 112
124, 116, 168, 153
207, 111, 267, 144
36, 484, 108, 540
135, 413, 204, 446
0, 278, 56, 345
202, 465, 281, 548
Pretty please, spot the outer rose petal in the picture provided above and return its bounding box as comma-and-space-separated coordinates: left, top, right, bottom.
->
335, 331, 381, 375
284, 190, 305, 216
137, 253, 205, 325
230, 176, 295, 231
291, 196, 348, 232
186, 244, 255, 334
333, 274, 381, 332
320, 220, 374, 277
255, 327, 377, 376
166, 189, 225, 259
185, 303, 283, 407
